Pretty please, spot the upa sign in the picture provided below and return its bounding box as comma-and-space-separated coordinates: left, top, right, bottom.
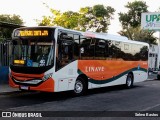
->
141, 12, 160, 31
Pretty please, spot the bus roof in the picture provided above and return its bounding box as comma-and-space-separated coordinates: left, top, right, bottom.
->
82, 31, 149, 46
13, 26, 149, 46
56, 27, 149, 46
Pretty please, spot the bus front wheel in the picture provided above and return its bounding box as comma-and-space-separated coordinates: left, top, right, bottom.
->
126, 73, 133, 88
73, 77, 87, 96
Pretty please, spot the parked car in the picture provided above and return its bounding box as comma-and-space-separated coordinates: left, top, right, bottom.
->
157, 69, 160, 80
153, 69, 158, 74
148, 68, 158, 74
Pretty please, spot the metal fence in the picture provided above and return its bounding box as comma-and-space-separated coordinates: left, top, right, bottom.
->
0, 40, 12, 66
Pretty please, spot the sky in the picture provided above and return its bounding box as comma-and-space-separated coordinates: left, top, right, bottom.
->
0, 0, 160, 35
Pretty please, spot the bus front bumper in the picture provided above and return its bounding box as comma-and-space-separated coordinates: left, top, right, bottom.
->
9, 75, 55, 92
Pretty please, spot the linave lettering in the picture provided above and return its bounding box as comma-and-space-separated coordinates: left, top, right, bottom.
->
85, 66, 104, 72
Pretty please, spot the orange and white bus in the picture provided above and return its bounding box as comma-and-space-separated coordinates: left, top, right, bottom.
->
9, 26, 149, 95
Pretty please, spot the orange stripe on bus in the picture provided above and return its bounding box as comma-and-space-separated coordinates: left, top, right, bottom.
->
78, 60, 148, 80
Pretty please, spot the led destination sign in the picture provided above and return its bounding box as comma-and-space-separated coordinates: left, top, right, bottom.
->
15, 30, 48, 37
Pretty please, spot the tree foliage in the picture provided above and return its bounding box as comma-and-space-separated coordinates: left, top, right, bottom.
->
79, 5, 115, 32
118, 1, 157, 44
118, 26, 157, 44
119, 1, 148, 28
0, 14, 23, 39
38, 10, 79, 29
38, 4, 115, 32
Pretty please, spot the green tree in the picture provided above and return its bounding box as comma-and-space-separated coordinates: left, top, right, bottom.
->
0, 14, 23, 40
78, 5, 115, 32
118, 1, 157, 44
38, 4, 115, 32
118, 27, 157, 44
38, 16, 53, 26
38, 9, 79, 30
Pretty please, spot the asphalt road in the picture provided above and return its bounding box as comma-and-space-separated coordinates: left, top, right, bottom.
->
0, 74, 160, 120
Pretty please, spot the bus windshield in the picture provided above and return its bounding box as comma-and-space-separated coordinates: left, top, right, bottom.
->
12, 38, 54, 67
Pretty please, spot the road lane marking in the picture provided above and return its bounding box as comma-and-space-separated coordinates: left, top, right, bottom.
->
144, 83, 158, 87
140, 103, 160, 111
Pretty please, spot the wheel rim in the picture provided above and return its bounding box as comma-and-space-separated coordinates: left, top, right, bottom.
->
74, 80, 83, 94
127, 76, 132, 87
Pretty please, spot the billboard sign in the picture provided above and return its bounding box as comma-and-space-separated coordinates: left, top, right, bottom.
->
141, 12, 160, 31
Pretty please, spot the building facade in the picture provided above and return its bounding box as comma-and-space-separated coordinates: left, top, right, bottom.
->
149, 44, 160, 70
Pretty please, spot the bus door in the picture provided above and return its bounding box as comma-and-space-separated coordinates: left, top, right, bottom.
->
56, 32, 74, 69
56, 32, 75, 91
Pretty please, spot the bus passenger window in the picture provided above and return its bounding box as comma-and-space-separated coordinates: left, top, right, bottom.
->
80, 36, 94, 60
95, 39, 106, 60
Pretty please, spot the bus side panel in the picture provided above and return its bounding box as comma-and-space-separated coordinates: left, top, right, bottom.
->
53, 60, 79, 92
78, 60, 148, 88
100, 75, 127, 87
133, 71, 148, 83
100, 71, 148, 88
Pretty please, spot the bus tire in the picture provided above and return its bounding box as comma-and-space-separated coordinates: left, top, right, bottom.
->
126, 73, 133, 88
73, 77, 87, 96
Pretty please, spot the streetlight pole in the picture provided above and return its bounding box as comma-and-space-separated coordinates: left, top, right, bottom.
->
158, 31, 160, 69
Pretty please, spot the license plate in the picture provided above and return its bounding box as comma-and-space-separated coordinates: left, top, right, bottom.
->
20, 86, 29, 90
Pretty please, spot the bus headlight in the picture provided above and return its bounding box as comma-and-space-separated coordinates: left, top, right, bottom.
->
42, 73, 53, 81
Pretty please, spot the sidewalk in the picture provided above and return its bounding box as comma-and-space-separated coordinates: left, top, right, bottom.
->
147, 73, 157, 80
0, 84, 19, 93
